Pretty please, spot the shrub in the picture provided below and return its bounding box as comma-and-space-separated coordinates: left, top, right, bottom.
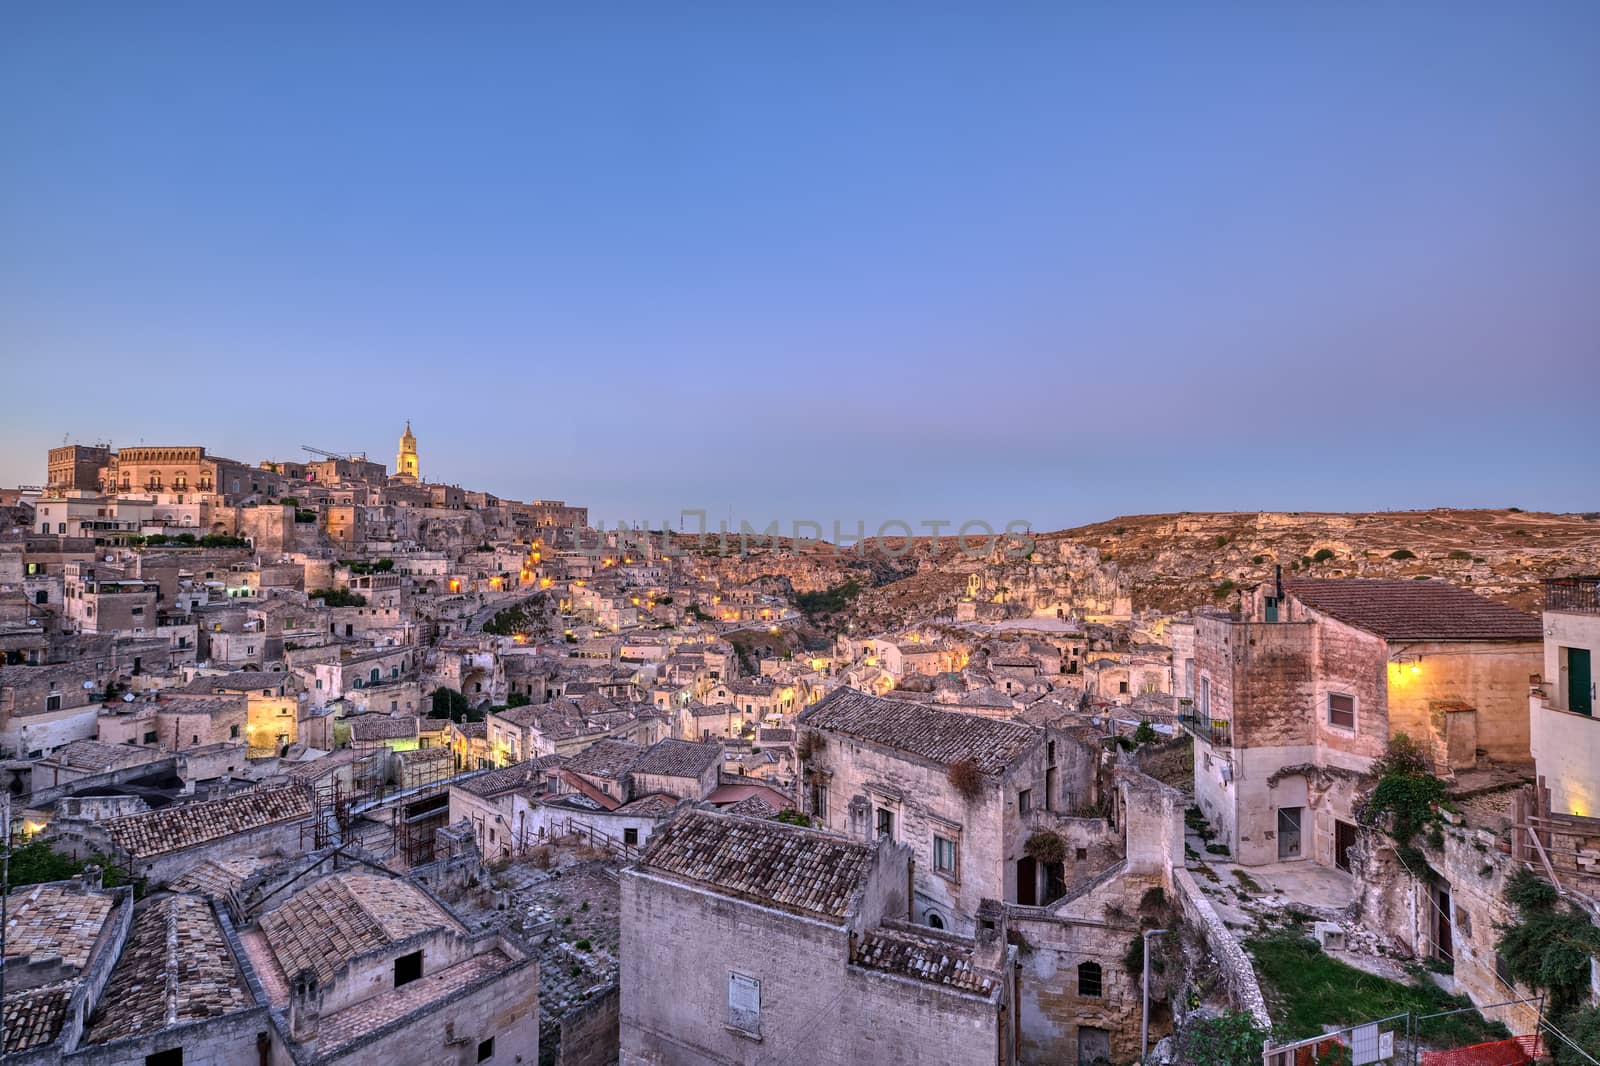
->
1180, 1010, 1270, 1066
1024, 830, 1067, 866
1552, 1005, 1600, 1066
311, 588, 367, 607
1214, 534, 1231, 548
1389, 549, 1416, 560
1361, 734, 1445, 866
1497, 870, 1600, 1014
1251, 554, 1267, 564
1447, 550, 1472, 560
1133, 721, 1158, 746
796, 731, 826, 761
947, 758, 984, 801
772, 809, 812, 827
574, 939, 591, 950
1312, 548, 1336, 563
1213, 579, 1237, 598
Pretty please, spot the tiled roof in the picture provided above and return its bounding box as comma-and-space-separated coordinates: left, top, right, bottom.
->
104, 783, 314, 860
638, 810, 873, 921
3, 883, 115, 969
348, 714, 418, 741
615, 792, 682, 816
85, 895, 252, 1045
42, 739, 156, 772
798, 688, 1040, 774
261, 872, 460, 983
455, 756, 561, 798
630, 739, 719, 778
850, 926, 998, 996
1283, 579, 1543, 641
3, 981, 73, 1053
167, 857, 271, 898
314, 950, 520, 1057
565, 738, 643, 779
722, 796, 781, 818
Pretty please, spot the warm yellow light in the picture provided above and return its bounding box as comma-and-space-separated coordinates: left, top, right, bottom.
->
1411, 664, 1421, 675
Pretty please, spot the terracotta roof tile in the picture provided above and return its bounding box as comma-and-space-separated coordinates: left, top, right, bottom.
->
850, 925, 998, 995
103, 783, 314, 860
798, 688, 1040, 774
638, 810, 873, 921
260, 872, 460, 983
1283, 578, 1542, 641
629, 739, 719, 778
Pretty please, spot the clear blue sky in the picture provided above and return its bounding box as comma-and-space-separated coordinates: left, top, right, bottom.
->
3, 3, 1596, 532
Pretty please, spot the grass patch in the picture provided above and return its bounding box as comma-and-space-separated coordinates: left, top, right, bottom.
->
1249, 931, 1510, 1045
1231, 869, 1263, 893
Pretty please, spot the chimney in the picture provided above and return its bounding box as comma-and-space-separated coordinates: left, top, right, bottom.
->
288, 969, 323, 1044
80, 864, 103, 893
973, 898, 1008, 972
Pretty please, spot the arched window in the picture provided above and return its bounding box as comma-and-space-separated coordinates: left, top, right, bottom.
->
926, 912, 944, 930
1078, 961, 1102, 998
174, 471, 188, 489
369, 667, 380, 684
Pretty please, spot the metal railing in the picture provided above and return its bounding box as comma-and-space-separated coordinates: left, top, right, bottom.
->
1544, 576, 1600, 613
1178, 712, 1233, 747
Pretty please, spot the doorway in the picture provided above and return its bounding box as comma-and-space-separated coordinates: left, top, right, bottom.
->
1277, 807, 1303, 860
1078, 1026, 1111, 1066
1016, 856, 1038, 906
1565, 647, 1592, 716
1435, 884, 1454, 963
1335, 820, 1358, 873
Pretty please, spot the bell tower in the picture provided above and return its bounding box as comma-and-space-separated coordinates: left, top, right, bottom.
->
395, 421, 420, 481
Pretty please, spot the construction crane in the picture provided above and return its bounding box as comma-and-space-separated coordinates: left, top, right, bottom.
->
301, 445, 368, 462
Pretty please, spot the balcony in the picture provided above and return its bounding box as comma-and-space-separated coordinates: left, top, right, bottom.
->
1178, 711, 1233, 748
1545, 576, 1600, 614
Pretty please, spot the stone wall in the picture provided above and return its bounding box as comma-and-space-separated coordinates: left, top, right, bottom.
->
1171, 867, 1271, 1029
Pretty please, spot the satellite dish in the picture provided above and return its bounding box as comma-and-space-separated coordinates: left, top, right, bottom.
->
123, 693, 135, 702
83, 680, 95, 690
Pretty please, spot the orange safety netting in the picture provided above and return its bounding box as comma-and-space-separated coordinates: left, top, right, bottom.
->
1419, 1036, 1538, 1066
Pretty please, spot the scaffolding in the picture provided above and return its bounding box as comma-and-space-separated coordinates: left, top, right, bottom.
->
1258, 998, 1599, 1066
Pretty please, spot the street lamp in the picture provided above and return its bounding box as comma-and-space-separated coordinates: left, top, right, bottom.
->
1142, 928, 1171, 1061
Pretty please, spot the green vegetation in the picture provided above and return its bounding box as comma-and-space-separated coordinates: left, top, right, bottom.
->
483, 596, 544, 636
1133, 721, 1158, 746
1213, 579, 1237, 599
1023, 829, 1067, 866
311, 588, 367, 607
1214, 534, 1232, 548
1232, 869, 1262, 892
507, 692, 531, 708
1249, 931, 1509, 1044
794, 579, 863, 617
343, 558, 395, 575
1311, 548, 1336, 563
772, 809, 812, 828
6, 840, 132, 891
1496, 870, 1600, 1015
128, 532, 249, 548
1388, 549, 1417, 560
1205, 842, 1231, 857
1179, 1010, 1271, 1066
1358, 733, 1445, 871
1447, 550, 1472, 561
429, 686, 481, 722
294, 509, 318, 523
686, 604, 714, 622
1550, 1006, 1600, 1066
1251, 554, 1268, 564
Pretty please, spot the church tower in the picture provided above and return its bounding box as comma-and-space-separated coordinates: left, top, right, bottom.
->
395, 421, 420, 481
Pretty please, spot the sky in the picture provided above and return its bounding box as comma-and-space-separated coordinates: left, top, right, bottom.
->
2, 2, 1597, 533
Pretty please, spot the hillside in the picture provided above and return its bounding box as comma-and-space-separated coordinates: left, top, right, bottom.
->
846, 508, 1600, 624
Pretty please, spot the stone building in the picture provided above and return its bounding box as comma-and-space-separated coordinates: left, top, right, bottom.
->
797, 687, 1089, 932
1530, 575, 1600, 818
1188, 577, 1543, 869
620, 809, 1018, 1066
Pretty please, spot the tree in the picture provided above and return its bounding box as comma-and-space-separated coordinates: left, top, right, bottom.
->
6, 840, 130, 891
430, 686, 471, 722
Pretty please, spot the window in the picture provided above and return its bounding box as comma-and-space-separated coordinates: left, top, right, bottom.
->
46, 694, 62, 711
394, 950, 423, 987
810, 782, 827, 820
1075, 847, 1088, 861
1018, 789, 1033, 815
1328, 693, 1356, 730
875, 807, 894, 840
477, 1038, 495, 1062
146, 1050, 183, 1066
728, 971, 760, 1035
1200, 676, 1211, 718
229, 724, 239, 739
933, 834, 957, 877
926, 912, 945, 930
623, 828, 639, 846
1078, 961, 1103, 998
1118, 680, 1129, 694
143, 731, 157, 744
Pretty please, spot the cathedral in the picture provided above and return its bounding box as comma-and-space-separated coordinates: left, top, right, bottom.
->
395, 421, 420, 481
